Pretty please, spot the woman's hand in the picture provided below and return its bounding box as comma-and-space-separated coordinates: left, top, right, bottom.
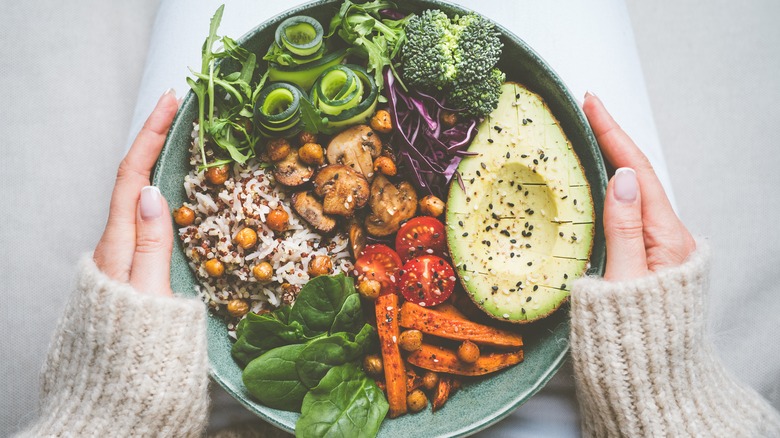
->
583, 92, 696, 281
93, 89, 179, 296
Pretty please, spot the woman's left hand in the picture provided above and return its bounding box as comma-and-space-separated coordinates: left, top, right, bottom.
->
93, 89, 179, 296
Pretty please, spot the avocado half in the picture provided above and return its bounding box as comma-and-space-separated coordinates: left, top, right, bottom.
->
446, 82, 594, 323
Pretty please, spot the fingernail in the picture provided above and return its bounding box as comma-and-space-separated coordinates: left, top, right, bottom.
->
614, 168, 638, 203
163, 88, 176, 98
140, 186, 162, 220
584, 91, 595, 99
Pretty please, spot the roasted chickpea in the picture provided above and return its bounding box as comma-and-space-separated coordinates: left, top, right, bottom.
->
357, 279, 381, 300
441, 110, 458, 128
298, 142, 324, 166
370, 109, 393, 133
407, 389, 428, 413
227, 299, 249, 317
267, 138, 291, 162
398, 329, 423, 352
173, 205, 195, 226
204, 258, 225, 277
457, 340, 480, 364
234, 227, 257, 249
205, 164, 230, 185
252, 261, 274, 282
363, 354, 384, 377
373, 156, 397, 177
298, 131, 318, 145
265, 208, 289, 233
419, 195, 445, 217
308, 255, 333, 277
421, 371, 439, 391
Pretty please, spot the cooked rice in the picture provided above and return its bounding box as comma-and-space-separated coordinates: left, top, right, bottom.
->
178, 124, 353, 328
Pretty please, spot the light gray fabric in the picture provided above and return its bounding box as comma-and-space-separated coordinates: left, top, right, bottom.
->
0, 0, 160, 434
1, 0, 778, 437
626, 0, 780, 408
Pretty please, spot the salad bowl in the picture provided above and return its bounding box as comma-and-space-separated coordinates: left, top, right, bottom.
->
153, 0, 607, 436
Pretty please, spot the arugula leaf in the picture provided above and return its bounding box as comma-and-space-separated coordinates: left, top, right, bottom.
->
296, 362, 388, 438
298, 97, 331, 135
328, 0, 408, 92
188, 5, 266, 169
243, 344, 309, 411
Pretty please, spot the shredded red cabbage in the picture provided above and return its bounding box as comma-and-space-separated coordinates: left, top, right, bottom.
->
379, 8, 406, 20
384, 68, 478, 198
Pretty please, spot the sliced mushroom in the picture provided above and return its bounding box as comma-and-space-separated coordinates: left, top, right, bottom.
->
326, 125, 382, 179
313, 165, 370, 217
291, 191, 337, 233
273, 148, 314, 187
365, 174, 418, 237
348, 219, 367, 258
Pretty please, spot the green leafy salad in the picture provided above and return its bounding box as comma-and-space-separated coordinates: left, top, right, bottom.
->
234, 275, 387, 437
183, 1, 520, 437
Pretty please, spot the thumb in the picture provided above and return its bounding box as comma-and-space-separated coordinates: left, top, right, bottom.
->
603, 168, 648, 281
130, 186, 174, 296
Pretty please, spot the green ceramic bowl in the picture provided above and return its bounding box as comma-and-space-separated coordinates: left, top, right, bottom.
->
153, 1, 607, 436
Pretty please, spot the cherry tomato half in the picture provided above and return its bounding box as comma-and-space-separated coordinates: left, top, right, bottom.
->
395, 216, 447, 263
399, 255, 456, 307
354, 244, 403, 295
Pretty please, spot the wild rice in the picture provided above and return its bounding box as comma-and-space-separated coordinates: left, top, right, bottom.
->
178, 124, 353, 328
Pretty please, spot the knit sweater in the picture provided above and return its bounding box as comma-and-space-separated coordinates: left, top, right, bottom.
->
570, 244, 780, 437
18, 248, 780, 437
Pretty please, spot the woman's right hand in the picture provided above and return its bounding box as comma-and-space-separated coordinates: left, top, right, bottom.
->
583, 92, 696, 281
92, 89, 179, 295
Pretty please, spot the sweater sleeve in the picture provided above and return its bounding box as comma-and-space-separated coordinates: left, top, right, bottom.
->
569, 243, 780, 437
17, 255, 210, 438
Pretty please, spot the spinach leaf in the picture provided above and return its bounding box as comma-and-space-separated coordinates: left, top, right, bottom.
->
289, 274, 359, 336
330, 293, 364, 335
232, 310, 305, 367
296, 324, 376, 388
243, 344, 309, 411
296, 362, 388, 438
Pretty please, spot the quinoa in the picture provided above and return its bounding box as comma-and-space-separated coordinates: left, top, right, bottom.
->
178, 124, 352, 330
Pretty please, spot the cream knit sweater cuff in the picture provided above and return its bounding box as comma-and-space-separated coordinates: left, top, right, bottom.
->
570, 243, 780, 437
19, 255, 210, 438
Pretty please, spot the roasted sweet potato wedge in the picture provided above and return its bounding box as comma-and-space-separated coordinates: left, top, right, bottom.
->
376, 294, 407, 418
407, 344, 524, 376
431, 375, 452, 412
399, 302, 523, 349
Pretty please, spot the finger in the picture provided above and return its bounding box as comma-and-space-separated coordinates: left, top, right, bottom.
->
582, 93, 677, 227
603, 168, 648, 281
112, 88, 179, 223
583, 92, 696, 270
129, 186, 174, 296
94, 89, 178, 281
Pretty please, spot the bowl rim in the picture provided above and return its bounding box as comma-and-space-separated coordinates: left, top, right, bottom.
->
153, 0, 606, 436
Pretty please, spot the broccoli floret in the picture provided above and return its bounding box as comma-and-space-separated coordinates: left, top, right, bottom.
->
401, 9, 457, 90
452, 14, 502, 85
401, 10, 504, 117
448, 68, 505, 117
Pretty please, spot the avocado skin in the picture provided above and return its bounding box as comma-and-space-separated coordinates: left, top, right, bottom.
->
446, 82, 594, 324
